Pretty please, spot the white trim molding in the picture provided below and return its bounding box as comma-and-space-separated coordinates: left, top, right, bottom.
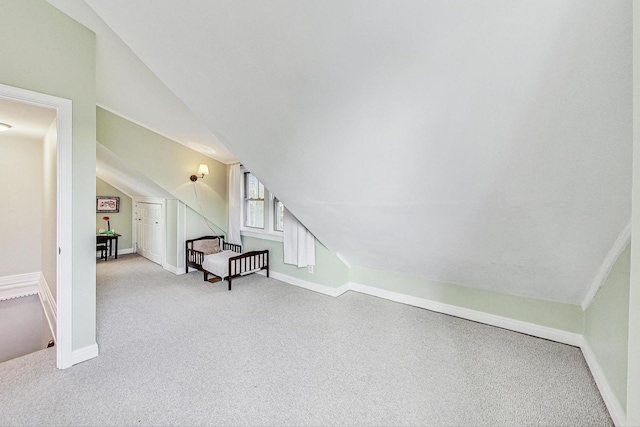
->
256, 271, 622, 424
163, 264, 180, 275
0, 272, 39, 301
0, 84, 75, 370
38, 273, 57, 342
260, 272, 582, 346
241, 229, 284, 243
582, 219, 631, 310
134, 196, 167, 204
257, 270, 349, 297
347, 282, 583, 347
71, 343, 99, 366
581, 339, 626, 426
55, 92, 73, 370
96, 248, 135, 259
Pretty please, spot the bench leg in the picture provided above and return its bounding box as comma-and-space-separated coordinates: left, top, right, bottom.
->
228, 278, 232, 291
203, 271, 208, 281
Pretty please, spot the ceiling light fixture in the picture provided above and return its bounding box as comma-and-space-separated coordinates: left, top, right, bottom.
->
0, 123, 12, 132
190, 164, 209, 182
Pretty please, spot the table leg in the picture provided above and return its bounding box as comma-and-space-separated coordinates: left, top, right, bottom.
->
115, 236, 119, 259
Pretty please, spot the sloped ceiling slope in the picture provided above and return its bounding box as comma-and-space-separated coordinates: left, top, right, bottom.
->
96, 142, 174, 199
85, 0, 631, 304
46, 0, 237, 164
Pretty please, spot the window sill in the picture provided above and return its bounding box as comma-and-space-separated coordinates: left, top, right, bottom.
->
240, 229, 284, 243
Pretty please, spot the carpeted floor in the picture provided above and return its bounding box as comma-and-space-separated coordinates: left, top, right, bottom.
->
0, 254, 612, 426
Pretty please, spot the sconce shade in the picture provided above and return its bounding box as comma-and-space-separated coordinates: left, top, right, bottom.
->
197, 164, 209, 176
191, 163, 210, 182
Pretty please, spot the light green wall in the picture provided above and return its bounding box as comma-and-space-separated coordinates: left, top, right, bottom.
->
241, 236, 350, 288
350, 266, 583, 333
96, 178, 133, 250
170, 203, 227, 273
186, 205, 220, 240
96, 107, 228, 234
165, 199, 179, 269
166, 200, 206, 273
584, 244, 630, 412
0, 1, 97, 351
629, 4, 640, 424
241, 234, 582, 333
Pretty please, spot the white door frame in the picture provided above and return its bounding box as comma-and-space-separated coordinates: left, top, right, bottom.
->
0, 83, 74, 369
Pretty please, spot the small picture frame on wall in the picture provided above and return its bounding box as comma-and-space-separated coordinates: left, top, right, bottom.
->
96, 196, 120, 213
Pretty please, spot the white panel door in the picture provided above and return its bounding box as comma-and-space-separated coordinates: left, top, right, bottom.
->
136, 202, 163, 265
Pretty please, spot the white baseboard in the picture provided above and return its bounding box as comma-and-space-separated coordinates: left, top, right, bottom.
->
177, 266, 201, 275
261, 272, 581, 346
347, 282, 582, 347
68, 261, 624, 426
166, 265, 200, 275
270, 274, 619, 425
266, 270, 349, 297
0, 272, 39, 301
38, 273, 57, 341
96, 248, 134, 259
163, 264, 180, 275
71, 343, 99, 366
580, 339, 626, 426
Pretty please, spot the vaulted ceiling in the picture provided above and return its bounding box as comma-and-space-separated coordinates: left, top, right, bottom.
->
49, 1, 632, 305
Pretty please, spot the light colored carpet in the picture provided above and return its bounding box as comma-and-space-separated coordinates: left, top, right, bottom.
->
0, 254, 612, 426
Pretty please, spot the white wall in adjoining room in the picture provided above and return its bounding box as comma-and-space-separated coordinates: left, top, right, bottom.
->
0, 295, 52, 363
0, 134, 44, 277
41, 119, 57, 299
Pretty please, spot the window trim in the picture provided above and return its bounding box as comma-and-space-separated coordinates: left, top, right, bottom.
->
240, 169, 284, 242
243, 171, 265, 230
274, 197, 284, 232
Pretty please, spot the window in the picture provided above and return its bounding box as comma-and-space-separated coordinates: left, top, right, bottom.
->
274, 198, 284, 232
241, 170, 284, 239
244, 172, 265, 229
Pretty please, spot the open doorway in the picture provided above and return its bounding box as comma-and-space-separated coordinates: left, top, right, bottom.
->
0, 97, 56, 362
0, 83, 74, 369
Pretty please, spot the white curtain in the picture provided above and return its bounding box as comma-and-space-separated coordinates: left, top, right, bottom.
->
283, 208, 315, 268
227, 164, 242, 245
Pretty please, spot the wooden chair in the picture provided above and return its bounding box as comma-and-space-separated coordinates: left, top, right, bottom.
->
97, 235, 109, 261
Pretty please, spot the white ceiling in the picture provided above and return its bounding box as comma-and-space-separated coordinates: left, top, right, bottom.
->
55, 1, 631, 305
0, 97, 56, 141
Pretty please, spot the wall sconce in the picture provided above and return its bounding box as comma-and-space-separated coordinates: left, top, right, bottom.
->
190, 164, 209, 182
